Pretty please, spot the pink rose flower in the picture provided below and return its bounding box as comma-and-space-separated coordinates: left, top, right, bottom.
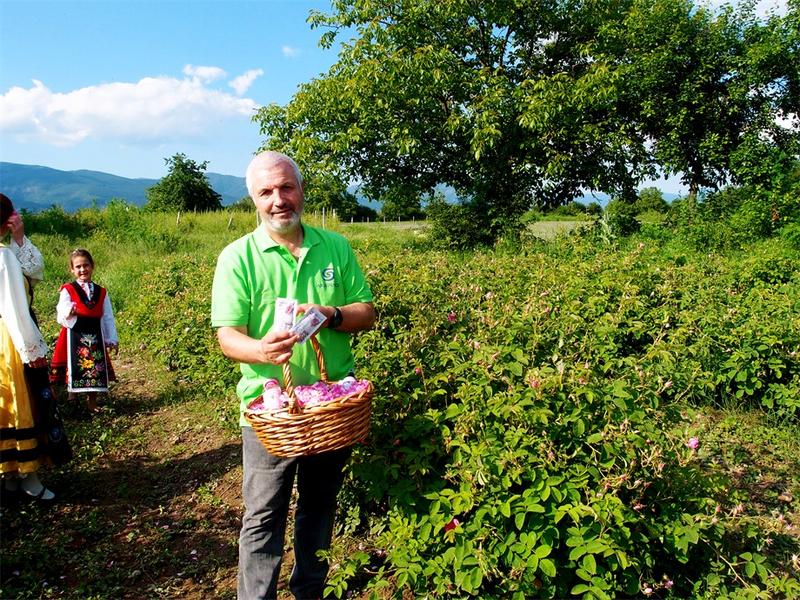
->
443, 517, 460, 533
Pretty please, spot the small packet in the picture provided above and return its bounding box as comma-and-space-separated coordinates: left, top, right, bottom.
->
273, 298, 297, 332
290, 307, 326, 344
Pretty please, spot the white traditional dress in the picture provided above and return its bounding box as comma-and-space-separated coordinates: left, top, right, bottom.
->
0, 244, 49, 474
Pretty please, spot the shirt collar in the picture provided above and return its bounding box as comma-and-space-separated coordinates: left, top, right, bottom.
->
253, 224, 319, 252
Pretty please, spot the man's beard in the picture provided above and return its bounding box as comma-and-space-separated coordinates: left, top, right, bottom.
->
265, 210, 301, 233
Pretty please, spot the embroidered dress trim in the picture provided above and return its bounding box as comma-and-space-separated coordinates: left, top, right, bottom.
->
66, 317, 110, 392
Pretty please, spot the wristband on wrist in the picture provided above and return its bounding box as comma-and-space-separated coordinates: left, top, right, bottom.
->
327, 306, 343, 329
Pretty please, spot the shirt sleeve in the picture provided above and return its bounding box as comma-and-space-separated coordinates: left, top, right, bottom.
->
10, 236, 45, 286
56, 288, 77, 329
101, 293, 118, 345
211, 243, 251, 328
0, 249, 48, 363
341, 243, 373, 304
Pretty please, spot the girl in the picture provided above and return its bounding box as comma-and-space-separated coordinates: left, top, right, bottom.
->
50, 248, 119, 413
0, 193, 59, 500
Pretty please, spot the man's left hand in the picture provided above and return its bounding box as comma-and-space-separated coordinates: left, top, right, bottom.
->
296, 303, 336, 327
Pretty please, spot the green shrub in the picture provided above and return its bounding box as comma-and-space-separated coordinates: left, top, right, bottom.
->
23, 205, 94, 239
323, 240, 797, 598
635, 187, 669, 215
604, 199, 640, 236
780, 222, 800, 250
425, 200, 497, 250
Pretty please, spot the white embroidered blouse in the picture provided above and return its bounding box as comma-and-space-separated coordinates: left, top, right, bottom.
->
0, 246, 49, 363
9, 235, 44, 286
56, 283, 119, 345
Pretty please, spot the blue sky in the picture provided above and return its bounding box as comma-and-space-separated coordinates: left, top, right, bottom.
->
0, 0, 789, 195
1, 0, 342, 180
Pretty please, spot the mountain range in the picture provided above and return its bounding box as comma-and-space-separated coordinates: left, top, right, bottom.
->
1, 161, 680, 214
0, 162, 248, 212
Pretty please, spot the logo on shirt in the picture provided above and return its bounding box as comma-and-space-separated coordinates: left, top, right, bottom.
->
319, 266, 338, 288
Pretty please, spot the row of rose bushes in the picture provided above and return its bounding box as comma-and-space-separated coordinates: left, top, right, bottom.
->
110, 224, 798, 598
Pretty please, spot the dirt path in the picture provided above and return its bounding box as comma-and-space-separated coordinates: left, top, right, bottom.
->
1, 353, 304, 599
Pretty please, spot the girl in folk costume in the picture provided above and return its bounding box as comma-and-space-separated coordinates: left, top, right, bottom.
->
50, 248, 119, 413
1, 193, 62, 501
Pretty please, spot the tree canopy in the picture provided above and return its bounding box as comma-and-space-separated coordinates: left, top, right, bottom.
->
254, 0, 799, 241
146, 153, 222, 212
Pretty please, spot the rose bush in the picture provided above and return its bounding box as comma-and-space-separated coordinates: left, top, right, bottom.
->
113, 221, 798, 598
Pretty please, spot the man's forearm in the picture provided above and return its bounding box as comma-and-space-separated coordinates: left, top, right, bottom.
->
335, 302, 376, 333
217, 326, 268, 364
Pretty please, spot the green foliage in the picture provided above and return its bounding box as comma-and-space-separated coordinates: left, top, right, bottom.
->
254, 0, 798, 243
122, 253, 238, 397
425, 199, 497, 250
145, 153, 222, 213
780, 222, 800, 250
19, 208, 798, 599
665, 175, 800, 250
378, 188, 425, 222
22, 205, 93, 239
604, 199, 641, 237
227, 196, 255, 212
300, 173, 378, 223
329, 237, 798, 598
585, 202, 604, 217
636, 187, 670, 214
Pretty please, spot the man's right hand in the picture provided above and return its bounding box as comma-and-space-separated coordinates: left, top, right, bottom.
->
258, 329, 299, 365
216, 326, 298, 365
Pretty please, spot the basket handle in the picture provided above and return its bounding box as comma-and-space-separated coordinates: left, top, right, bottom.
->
282, 333, 328, 414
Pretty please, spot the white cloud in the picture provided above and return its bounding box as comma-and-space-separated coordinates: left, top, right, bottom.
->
229, 69, 264, 96
281, 45, 299, 58
0, 71, 259, 147
183, 64, 227, 83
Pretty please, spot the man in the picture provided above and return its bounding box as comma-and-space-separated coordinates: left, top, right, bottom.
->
211, 151, 375, 599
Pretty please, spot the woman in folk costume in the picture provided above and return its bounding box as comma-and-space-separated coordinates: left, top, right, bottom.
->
50, 248, 118, 413
0, 193, 57, 501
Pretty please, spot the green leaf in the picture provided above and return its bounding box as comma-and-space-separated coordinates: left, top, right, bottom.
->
469, 567, 483, 590
582, 553, 597, 574
569, 546, 587, 561
571, 584, 591, 595
745, 562, 756, 578
526, 502, 545, 513
445, 403, 463, 419
540, 558, 556, 577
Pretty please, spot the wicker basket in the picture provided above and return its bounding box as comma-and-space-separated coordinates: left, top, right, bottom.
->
244, 334, 373, 458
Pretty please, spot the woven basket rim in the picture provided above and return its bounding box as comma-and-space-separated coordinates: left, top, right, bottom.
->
244, 380, 373, 418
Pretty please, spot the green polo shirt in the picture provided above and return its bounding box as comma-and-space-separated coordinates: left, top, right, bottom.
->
211, 224, 373, 425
